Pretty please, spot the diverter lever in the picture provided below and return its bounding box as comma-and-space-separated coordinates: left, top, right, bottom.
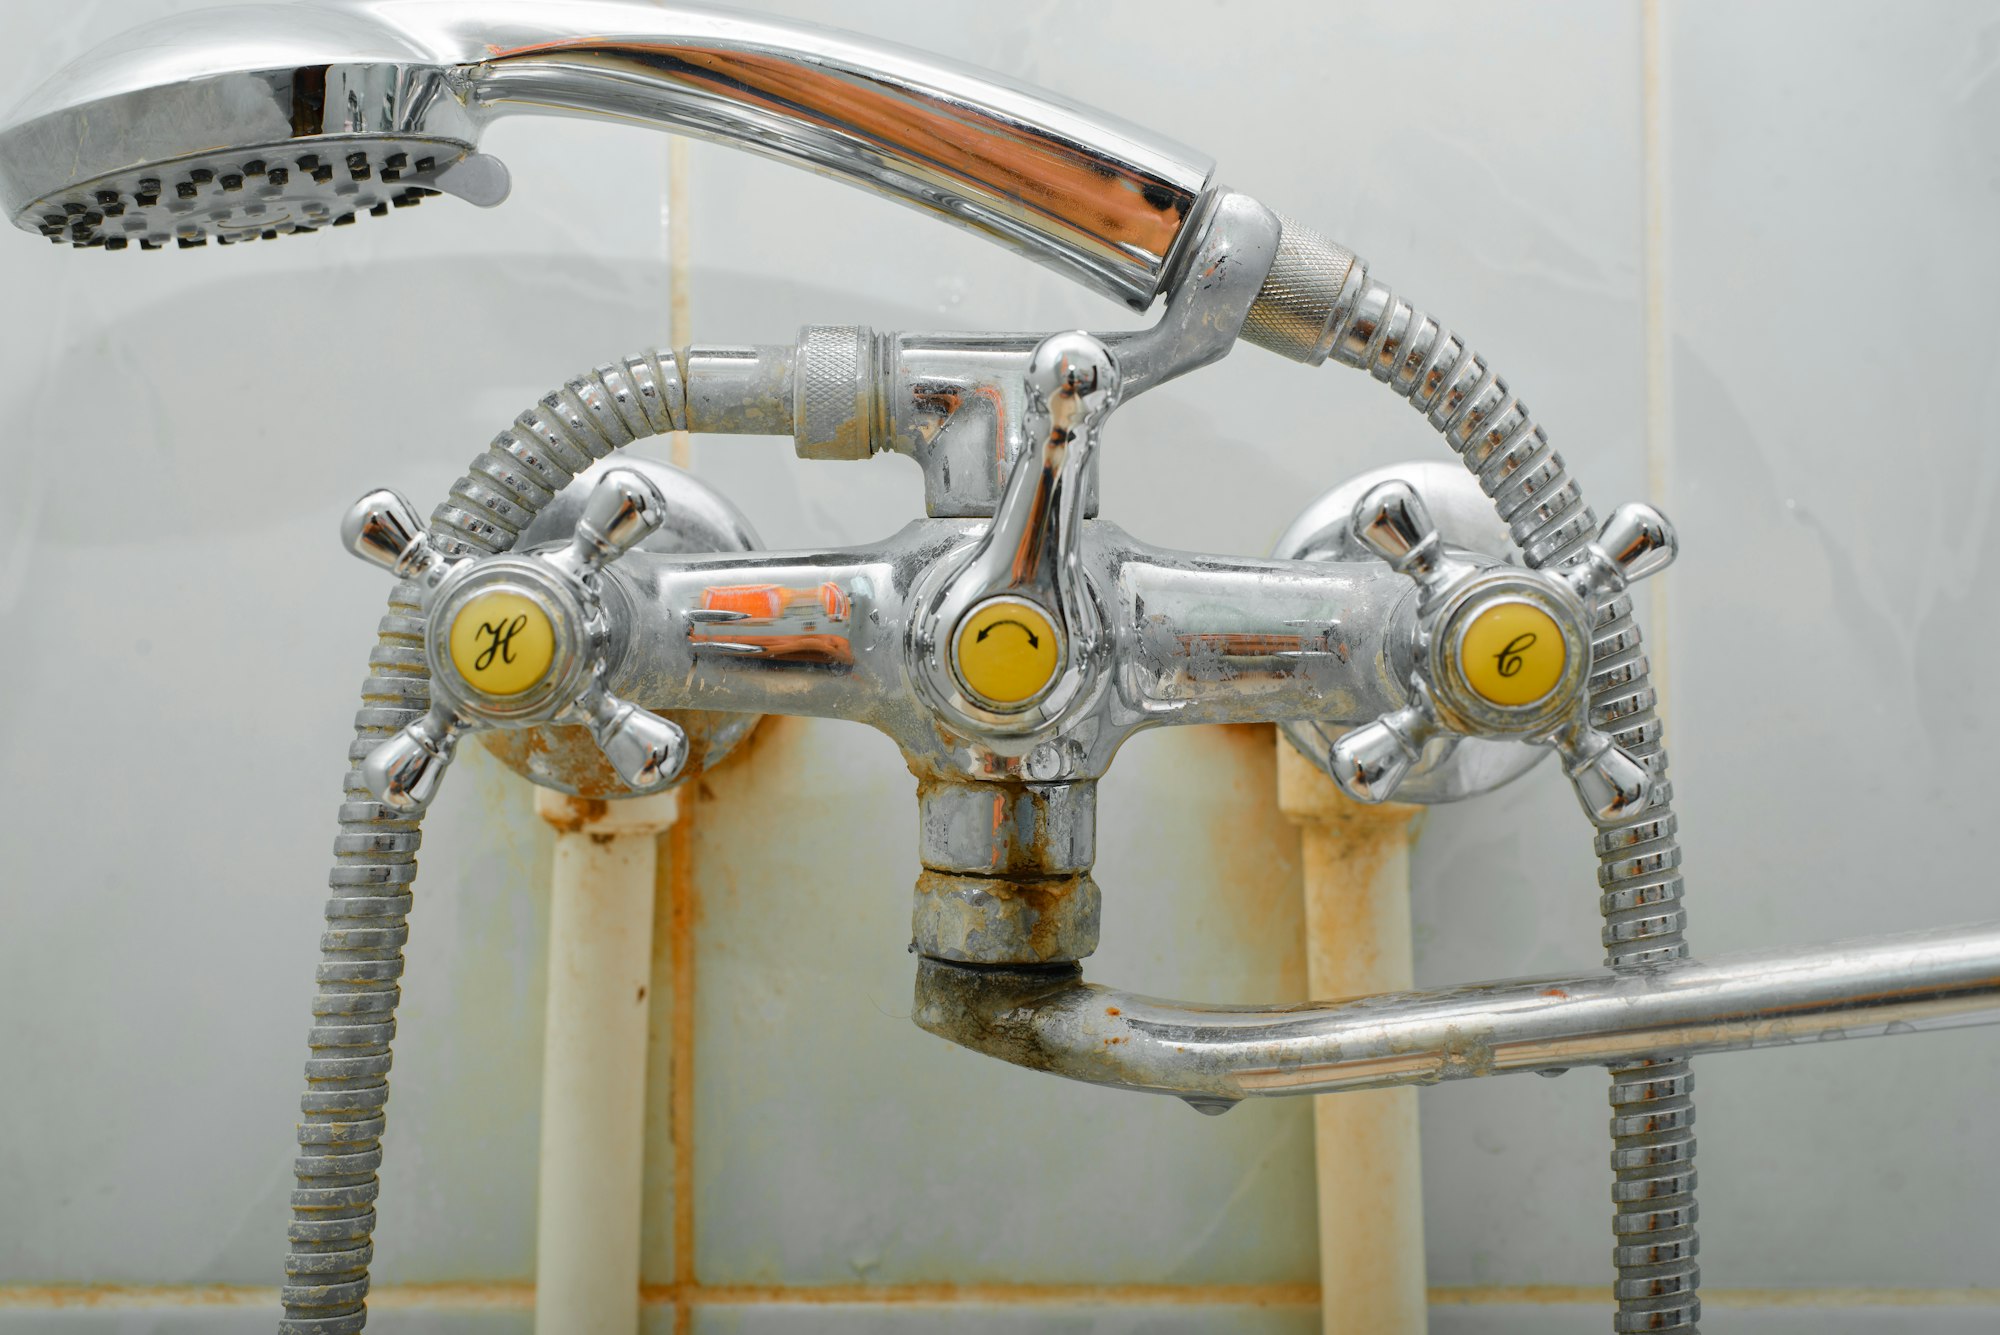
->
918, 331, 1119, 730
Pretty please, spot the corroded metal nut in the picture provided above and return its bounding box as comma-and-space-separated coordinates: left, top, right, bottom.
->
917, 779, 1095, 876
913, 870, 1101, 965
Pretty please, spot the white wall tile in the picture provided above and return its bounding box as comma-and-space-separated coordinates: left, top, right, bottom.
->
1663, 0, 2000, 1290
1431, 1302, 2000, 1335
0, 0, 677, 1288
687, 719, 1317, 1287
688, 1304, 1317, 1335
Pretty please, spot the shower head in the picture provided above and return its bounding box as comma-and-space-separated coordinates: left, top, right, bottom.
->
0, 4, 505, 251
0, 0, 1217, 304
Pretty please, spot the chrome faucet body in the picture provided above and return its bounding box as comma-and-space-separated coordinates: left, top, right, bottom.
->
5, 6, 1997, 1334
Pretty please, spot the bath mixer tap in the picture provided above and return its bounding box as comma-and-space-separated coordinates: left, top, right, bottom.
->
6, 5, 2000, 1334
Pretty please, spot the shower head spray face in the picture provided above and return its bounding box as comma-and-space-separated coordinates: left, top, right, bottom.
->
0, 4, 506, 251
32, 141, 461, 250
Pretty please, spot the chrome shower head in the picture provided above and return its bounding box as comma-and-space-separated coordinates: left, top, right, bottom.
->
0, 4, 508, 251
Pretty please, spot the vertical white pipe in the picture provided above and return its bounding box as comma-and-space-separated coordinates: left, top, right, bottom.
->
1277, 741, 1428, 1334
533, 787, 681, 1335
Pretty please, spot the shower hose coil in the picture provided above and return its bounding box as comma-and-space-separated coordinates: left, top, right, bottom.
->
1266, 222, 1699, 1332
280, 352, 687, 1334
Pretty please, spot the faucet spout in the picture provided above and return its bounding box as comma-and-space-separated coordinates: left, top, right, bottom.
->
913, 922, 2000, 1106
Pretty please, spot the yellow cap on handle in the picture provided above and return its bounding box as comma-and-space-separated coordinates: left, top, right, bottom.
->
955, 598, 1061, 706
1457, 601, 1565, 707
448, 590, 556, 696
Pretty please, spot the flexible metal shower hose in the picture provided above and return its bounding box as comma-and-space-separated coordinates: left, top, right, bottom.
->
281, 351, 690, 1335
1247, 221, 1699, 1332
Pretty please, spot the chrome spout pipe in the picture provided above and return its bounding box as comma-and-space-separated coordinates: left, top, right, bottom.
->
915, 922, 2000, 1104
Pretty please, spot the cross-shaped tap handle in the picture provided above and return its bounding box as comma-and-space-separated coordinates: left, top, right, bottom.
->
339, 468, 688, 812
1330, 481, 1677, 827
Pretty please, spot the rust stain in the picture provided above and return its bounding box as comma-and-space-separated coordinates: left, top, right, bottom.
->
990, 791, 1005, 871
1191, 724, 1308, 999
704, 707, 787, 777
909, 381, 964, 448
668, 798, 699, 1334
482, 709, 752, 799
0, 1285, 269, 1310
1105, 1006, 1120, 1017
8, 1282, 1992, 1313
914, 868, 1088, 963
913, 775, 1077, 878
0, 1284, 535, 1311
1276, 737, 1423, 1000
365, 1284, 536, 1310
978, 384, 1007, 477
640, 1282, 1322, 1309
641, 798, 680, 1287
538, 794, 610, 833
1018, 875, 1081, 960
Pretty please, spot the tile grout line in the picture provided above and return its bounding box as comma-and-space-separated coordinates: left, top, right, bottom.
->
667, 135, 693, 472
652, 1283, 1322, 1309
669, 811, 698, 1335
661, 121, 698, 1335
4, 1284, 1997, 1311
1641, 0, 1674, 722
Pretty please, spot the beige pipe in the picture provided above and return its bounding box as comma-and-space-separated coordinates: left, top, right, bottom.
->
532, 787, 682, 1335
1277, 741, 1428, 1334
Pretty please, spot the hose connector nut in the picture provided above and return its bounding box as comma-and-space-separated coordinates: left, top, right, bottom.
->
794, 324, 877, 460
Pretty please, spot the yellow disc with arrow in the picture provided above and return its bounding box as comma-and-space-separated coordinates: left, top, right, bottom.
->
954, 597, 1061, 707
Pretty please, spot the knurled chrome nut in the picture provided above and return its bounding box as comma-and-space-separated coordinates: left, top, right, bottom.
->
793, 323, 876, 460
1424, 572, 1590, 740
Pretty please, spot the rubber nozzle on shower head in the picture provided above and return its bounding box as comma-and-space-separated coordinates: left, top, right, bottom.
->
0, 4, 509, 252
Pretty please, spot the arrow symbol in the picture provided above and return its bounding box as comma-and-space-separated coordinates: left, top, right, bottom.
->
976, 618, 1040, 649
